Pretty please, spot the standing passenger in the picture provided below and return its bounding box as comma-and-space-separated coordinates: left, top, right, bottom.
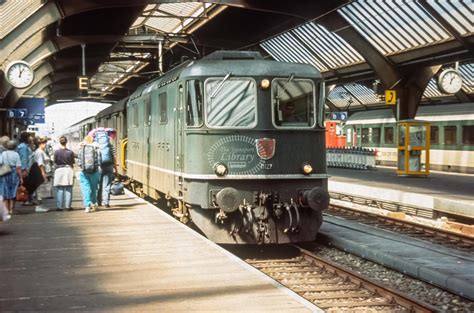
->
78, 136, 100, 213
1, 140, 23, 215
33, 137, 49, 213
97, 132, 117, 209
53, 136, 75, 211
17, 132, 35, 205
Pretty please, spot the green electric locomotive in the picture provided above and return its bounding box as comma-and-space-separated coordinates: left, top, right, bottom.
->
125, 51, 329, 244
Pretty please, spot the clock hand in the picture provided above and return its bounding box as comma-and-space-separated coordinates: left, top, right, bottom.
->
19, 68, 24, 78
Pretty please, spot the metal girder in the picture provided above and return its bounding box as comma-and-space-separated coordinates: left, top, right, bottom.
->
56, 0, 348, 20
396, 65, 442, 120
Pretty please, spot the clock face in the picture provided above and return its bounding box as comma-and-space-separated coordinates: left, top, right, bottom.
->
437, 69, 463, 94
5, 60, 35, 89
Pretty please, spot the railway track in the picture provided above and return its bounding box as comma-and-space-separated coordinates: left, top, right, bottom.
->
326, 204, 474, 252
246, 245, 436, 312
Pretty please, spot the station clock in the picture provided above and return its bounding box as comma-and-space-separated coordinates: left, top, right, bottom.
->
437, 68, 463, 94
4, 60, 35, 89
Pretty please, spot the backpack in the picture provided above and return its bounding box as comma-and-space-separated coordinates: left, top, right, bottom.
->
81, 145, 99, 173
95, 131, 113, 166
110, 181, 124, 195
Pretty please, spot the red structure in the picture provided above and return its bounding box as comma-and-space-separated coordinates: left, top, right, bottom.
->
325, 121, 346, 148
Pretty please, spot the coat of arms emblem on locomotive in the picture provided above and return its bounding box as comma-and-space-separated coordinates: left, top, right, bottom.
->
256, 138, 276, 160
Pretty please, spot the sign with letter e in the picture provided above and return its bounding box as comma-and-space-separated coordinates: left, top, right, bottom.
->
385, 90, 397, 105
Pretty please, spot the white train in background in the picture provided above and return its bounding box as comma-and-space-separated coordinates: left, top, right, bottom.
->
342, 103, 474, 174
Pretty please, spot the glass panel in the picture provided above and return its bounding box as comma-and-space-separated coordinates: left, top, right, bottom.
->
144, 95, 151, 126
462, 125, 474, 145
186, 80, 203, 127
133, 103, 138, 127
361, 128, 369, 144
430, 126, 439, 144
371, 127, 381, 144
384, 127, 394, 144
205, 78, 256, 128
398, 150, 405, 171
409, 125, 426, 147
273, 78, 315, 128
159, 92, 168, 124
398, 125, 406, 146
444, 126, 457, 144
409, 150, 421, 172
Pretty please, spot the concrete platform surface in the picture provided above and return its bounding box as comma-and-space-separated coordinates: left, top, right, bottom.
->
0, 185, 319, 312
328, 167, 474, 218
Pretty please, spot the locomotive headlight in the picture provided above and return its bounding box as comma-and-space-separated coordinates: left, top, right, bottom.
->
302, 163, 313, 175
260, 78, 270, 90
214, 162, 228, 176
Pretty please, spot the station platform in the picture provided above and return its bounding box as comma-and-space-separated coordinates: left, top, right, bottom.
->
0, 184, 319, 312
327, 167, 474, 220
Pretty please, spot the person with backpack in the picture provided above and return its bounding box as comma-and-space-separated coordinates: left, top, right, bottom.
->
95, 130, 117, 209
78, 135, 100, 213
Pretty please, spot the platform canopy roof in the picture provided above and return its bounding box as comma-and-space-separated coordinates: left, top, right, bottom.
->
0, 0, 473, 110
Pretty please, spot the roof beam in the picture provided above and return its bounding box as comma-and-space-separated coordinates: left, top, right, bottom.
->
317, 11, 400, 89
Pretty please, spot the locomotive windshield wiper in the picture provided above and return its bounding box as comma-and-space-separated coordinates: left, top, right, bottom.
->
210, 72, 232, 99
287, 73, 294, 82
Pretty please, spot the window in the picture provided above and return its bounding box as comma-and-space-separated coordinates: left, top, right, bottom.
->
159, 92, 167, 124
444, 126, 457, 145
462, 125, 474, 145
132, 103, 138, 127
430, 126, 439, 144
273, 78, 315, 128
361, 128, 369, 144
346, 128, 352, 144
371, 127, 381, 144
144, 95, 151, 126
186, 80, 203, 126
384, 127, 394, 144
205, 77, 256, 128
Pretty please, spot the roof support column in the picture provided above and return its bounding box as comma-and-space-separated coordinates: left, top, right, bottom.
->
396, 65, 442, 120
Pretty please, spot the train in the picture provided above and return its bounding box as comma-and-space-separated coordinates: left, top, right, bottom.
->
331, 103, 474, 174
62, 51, 330, 244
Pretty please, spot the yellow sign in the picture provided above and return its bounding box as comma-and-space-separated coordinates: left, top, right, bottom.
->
385, 89, 397, 105
78, 76, 89, 90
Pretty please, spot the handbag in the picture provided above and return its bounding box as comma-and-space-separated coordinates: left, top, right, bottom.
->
16, 185, 29, 202
0, 163, 12, 176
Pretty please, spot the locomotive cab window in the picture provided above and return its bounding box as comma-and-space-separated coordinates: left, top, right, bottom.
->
272, 78, 315, 128
186, 80, 203, 127
205, 77, 256, 128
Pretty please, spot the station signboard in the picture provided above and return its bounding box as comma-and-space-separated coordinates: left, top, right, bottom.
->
385, 90, 397, 105
6, 109, 28, 119
330, 111, 348, 121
